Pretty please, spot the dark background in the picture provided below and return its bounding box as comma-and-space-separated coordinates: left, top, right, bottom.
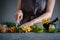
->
0, 0, 60, 27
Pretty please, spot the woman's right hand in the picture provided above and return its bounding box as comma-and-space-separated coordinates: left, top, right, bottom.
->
15, 10, 23, 24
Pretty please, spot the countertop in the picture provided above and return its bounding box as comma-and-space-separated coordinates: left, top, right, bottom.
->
0, 33, 60, 40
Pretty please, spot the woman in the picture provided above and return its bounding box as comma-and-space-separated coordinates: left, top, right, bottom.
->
15, 0, 56, 26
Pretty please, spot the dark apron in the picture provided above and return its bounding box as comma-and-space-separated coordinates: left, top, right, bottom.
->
21, 0, 47, 25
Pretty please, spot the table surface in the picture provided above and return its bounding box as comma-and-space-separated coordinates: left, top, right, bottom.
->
0, 33, 60, 40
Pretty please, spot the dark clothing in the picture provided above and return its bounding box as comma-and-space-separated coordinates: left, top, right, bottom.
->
21, 0, 47, 25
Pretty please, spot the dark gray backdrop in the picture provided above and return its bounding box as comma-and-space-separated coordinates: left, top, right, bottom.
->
0, 0, 60, 27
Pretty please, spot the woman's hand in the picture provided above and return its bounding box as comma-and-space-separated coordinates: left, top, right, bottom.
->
20, 21, 34, 27
15, 10, 23, 24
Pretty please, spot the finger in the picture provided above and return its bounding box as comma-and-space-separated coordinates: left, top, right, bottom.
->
16, 15, 19, 21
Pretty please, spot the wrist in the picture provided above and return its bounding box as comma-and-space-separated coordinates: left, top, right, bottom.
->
30, 20, 35, 26
16, 10, 22, 13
